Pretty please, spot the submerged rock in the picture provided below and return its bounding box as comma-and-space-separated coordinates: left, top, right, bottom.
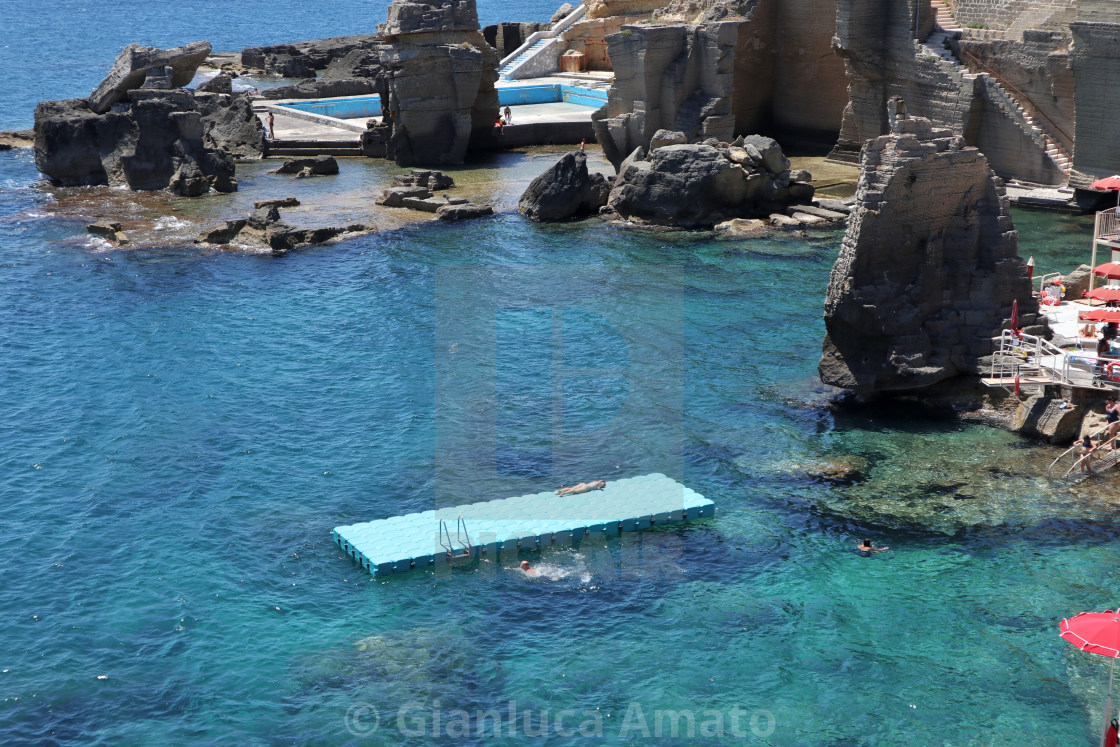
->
436, 203, 494, 221
518, 151, 609, 221
819, 116, 1037, 397
271, 155, 339, 176
392, 169, 454, 190
86, 221, 130, 245
197, 199, 367, 253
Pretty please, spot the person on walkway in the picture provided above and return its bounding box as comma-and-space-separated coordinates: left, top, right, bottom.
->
856, 539, 888, 557
503, 105, 512, 125
267, 111, 275, 140
1077, 433, 1096, 474
1106, 398, 1120, 449
555, 480, 605, 496
579, 138, 585, 151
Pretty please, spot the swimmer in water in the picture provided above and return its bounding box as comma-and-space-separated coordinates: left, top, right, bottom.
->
519, 560, 537, 576
856, 538, 888, 557
555, 480, 606, 496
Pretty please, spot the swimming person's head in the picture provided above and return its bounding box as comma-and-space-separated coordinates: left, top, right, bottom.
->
861, 538, 871, 546
520, 561, 530, 571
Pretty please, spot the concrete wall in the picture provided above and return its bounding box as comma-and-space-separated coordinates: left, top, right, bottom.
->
1069, 21, 1120, 188
948, 0, 1076, 35
771, 0, 848, 142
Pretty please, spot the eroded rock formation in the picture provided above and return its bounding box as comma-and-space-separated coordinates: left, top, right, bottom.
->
89, 41, 212, 114
376, 0, 499, 166
819, 116, 1036, 397
35, 91, 237, 195
241, 35, 382, 77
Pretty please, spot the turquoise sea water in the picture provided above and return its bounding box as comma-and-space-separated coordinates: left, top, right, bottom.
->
2, 3, 1119, 745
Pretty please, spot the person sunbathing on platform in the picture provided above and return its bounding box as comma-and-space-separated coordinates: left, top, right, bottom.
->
555, 480, 606, 496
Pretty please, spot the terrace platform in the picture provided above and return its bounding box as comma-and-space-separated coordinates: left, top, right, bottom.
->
333, 473, 714, 577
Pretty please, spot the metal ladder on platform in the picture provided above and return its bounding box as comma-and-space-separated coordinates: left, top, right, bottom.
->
439, 517, 472, 560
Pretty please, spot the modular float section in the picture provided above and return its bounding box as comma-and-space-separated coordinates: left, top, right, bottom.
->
332, 473, 714, 576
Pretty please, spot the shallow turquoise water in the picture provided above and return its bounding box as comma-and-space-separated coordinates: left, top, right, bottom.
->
3, 2, 1120, 743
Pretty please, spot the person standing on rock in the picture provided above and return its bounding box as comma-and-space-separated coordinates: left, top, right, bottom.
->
267, 111, 275, 140
494, 115, 504, 134
1106, 399, 1120, 449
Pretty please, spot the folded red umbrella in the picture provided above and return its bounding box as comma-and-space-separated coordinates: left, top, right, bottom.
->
1089, 286, 1120, 303
1080, 309, 1120, 322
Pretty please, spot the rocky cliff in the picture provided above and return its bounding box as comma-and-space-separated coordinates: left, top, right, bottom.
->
35, 91, 237, 195
377, 0, 499, 166
34, 41, 259, 195
819, 116, 1035, 397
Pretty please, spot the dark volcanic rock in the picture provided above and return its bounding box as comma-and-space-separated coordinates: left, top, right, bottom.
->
819, 117, 1036, 397
241, 34, 381, 76
261, 78, 380, 100
272, 155, 339, 176
196, 93, 266, 159
605, 141, 806, 227
196, 73, 234, 94
34, 92, 236, 195
518, 151, 609, 221
86, 221, 130, 245
89, 41, 212, 114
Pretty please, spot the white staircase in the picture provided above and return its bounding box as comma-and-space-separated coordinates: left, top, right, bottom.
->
920, 0, 1072, 179
497, 3, 587, 81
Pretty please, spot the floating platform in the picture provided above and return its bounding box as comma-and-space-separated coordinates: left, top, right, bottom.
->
332, 473, 714, 576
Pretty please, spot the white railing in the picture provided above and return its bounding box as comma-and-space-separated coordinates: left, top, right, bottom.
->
499, 2, 587, 70
1098, 206, 1120, 241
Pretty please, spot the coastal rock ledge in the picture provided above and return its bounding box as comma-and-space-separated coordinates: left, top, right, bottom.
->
819, 116, 1036, 398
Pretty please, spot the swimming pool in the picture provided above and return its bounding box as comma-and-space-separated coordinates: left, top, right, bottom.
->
278, 84, 607, 120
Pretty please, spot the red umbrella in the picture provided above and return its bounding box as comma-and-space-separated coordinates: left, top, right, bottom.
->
1090, 176, 1120, 192
1096, 262, 1120, 280
1080, 309, 1120, 323
1089, 286, 1120, 303
1061, 610, 1120, 746
1010, 299, 1019, 332
1090, 176, 1120, 208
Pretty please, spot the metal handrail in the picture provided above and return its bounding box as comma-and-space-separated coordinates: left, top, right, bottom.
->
439, 517, 472, 559
959, 48, 1074, 153
1049, 426, 1120, 478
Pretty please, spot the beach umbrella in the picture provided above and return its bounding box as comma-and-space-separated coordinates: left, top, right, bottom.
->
1080, 309, 1120, 323
1010, 299, 1019, 332
1027, 256, 1035, 281
1091, 176, 1120, 207
1061, 610, 1120, 747
1089, 286, 1120, 303
1096, 262, 1120, 280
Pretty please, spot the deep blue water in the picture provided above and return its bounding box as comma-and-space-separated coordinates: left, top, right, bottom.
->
1, 2, 1119, 744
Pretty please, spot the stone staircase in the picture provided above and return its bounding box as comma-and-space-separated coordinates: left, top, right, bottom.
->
499, 39, 554, 79
265, 138, 363, 157
921, 0, 1072, 180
